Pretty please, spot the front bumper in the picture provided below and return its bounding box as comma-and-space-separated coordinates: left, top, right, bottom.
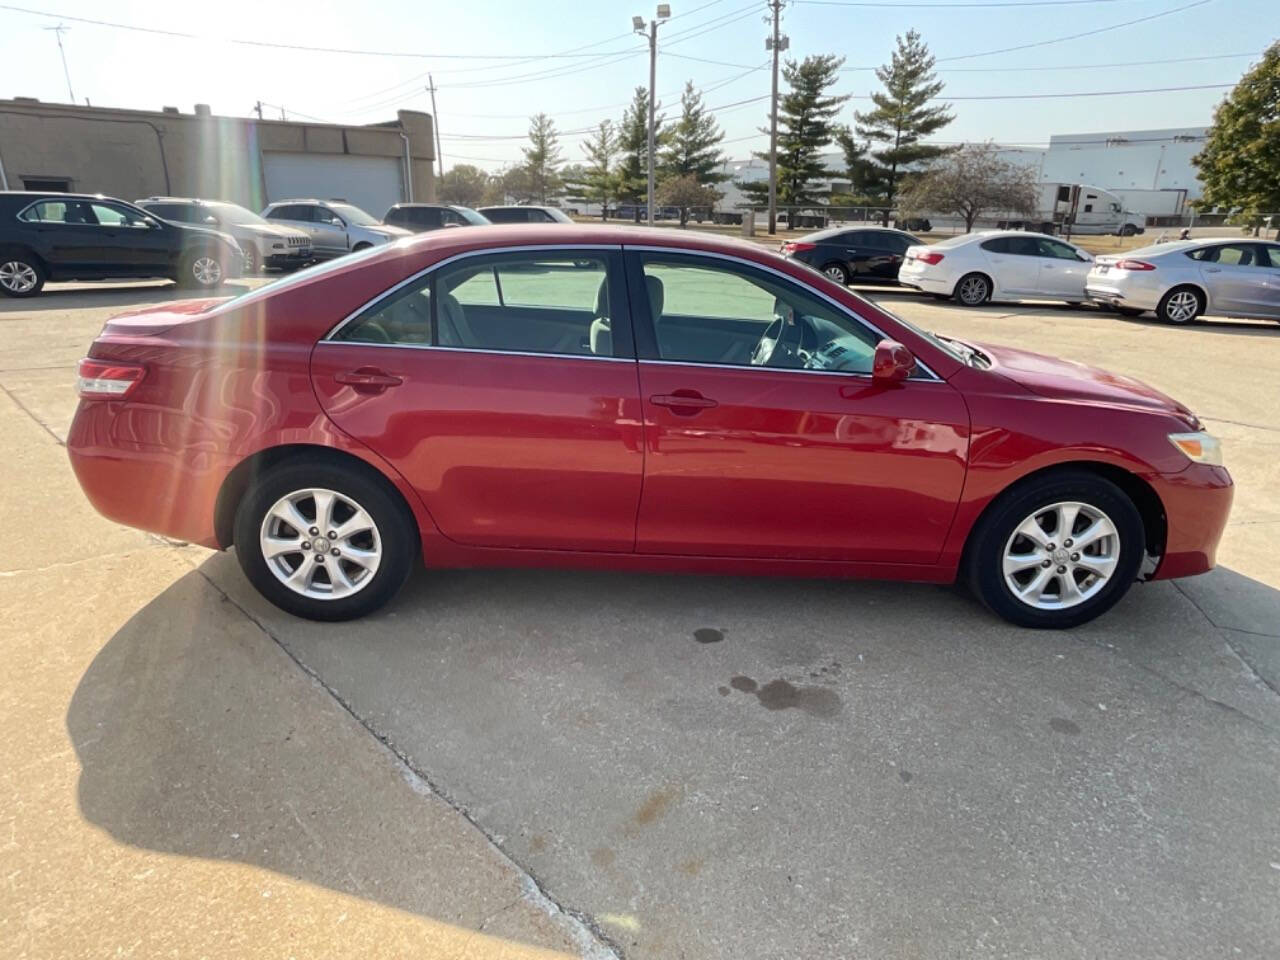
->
264, 250, 312, 269
1147, 464, 1234, 580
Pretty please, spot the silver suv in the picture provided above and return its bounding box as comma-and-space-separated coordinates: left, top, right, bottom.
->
136, 198, 311, 273
261, 199, 410, 261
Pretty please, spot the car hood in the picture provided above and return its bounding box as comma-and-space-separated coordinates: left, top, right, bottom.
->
238, 223, 307, 240
973, 340, 1196, 420
363, 224, 412, 238
170, 221, 238, 247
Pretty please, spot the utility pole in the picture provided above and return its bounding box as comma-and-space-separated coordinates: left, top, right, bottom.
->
765, 1, 788, 235
633, 6, 671, 227
45, 24, 74, 104
254, 101, 264, 121
427, 74, 444, 182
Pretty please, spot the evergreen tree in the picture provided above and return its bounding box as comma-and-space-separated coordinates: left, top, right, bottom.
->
852, 30, 953, 220
739, 55, 849, 209
1194, 43, 1280, 222
578, 120, 620, 219
662, 81, 728, 185
521, 112, 564, 205
617, 86, 665, 221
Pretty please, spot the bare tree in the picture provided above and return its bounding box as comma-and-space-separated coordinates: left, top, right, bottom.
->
899, 142, 1037, 233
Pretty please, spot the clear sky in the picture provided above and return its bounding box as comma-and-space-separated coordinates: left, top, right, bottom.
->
0, 0, 1274, 171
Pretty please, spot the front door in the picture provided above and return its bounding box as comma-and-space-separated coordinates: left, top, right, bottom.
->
1197, 243, 1274, 315
311, 247, 644, 551
86, 201, 171, 275
627, 251, 969, 563
981, 236, 1041, 295
1032, 236, 1091, 298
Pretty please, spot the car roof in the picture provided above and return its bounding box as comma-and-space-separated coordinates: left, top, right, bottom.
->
0, 190, 126, 202
800, 225, 911, 240
479, 205, 555, 211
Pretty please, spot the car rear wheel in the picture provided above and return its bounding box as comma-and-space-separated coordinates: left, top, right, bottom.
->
821, 262, 849, 285
966, 470, 1144, 629
233, 458, 418, 621
179, 251, 226, 289
0, 256, 44, 298
242, 244, 261, 275
954, 273, 991, 306
352, 242, 373, 252
1157, 286, 1203, 324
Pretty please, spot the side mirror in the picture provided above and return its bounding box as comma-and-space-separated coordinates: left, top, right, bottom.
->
872, 339, 915, 384
203, 215, 219, 225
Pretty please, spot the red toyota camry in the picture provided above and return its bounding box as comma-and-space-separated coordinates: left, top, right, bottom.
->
68, 225, 1232, 628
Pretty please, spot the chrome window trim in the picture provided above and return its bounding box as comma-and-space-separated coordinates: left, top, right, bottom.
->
625, 245, 942, 382
636, 357, 947, 382
320, 243, 624, 342
313, 340, 634, 363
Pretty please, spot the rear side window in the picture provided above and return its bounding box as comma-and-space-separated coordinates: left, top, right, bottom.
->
270, 204, 314, 222
142, 203, 188, 221
1036, 238, 1082, 261
980, 237, 1010, 254
481, 208, 527, 224
1261, 246, 1280, 268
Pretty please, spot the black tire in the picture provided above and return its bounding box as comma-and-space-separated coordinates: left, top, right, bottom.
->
821, 262, 849, 285
242, 243, 261, 275
0, 253, 45, 298
177, 250, 227, 289
966, 469, 1144, 629
233, 456, 418, 621
351, 242, 373, 252
1120, 224, 1138, 237
1156, 285, 1204, 324
953, 272, 991, 307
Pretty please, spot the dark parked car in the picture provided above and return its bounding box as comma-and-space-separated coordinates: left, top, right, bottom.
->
382, 203, 490, 233
478, 205, 574, 224
894, 217, 932, 232
781, 226, 923, 286
0, 191, 242, 298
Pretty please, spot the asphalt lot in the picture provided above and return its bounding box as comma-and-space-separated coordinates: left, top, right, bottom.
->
2, 276, 1279, 959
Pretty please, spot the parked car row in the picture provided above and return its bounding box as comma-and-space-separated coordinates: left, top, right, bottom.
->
783, 225, 1280, 324
0, 191, 580, 297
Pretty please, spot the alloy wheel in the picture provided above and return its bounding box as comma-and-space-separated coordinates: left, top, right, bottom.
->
958, 276, 988, 305
823, 264, 847, 283
0, 261, 38, 294
259, 487, 382, 600
1001, 500, 1119, 610
192, 256, 222, 286
1164, 290, 1199, 323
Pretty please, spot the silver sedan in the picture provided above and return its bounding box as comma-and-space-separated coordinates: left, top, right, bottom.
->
1086, 238, 1280, 323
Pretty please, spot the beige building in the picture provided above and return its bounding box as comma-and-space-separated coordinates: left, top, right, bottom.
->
0, 98, 435, 215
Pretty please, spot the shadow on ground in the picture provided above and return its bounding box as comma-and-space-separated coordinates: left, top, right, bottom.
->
67, 553, 1280, 957
0, 282, 259, 314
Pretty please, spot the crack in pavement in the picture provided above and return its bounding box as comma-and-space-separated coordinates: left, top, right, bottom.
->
0, 381, 64, 446
1172, 580, 1280, 701
184, 559, 625, 960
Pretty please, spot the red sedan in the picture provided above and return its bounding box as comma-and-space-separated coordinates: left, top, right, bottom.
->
68, 225, 1232, 628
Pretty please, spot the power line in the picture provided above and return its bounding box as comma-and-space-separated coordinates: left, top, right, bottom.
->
937, 0, 1215, 62
841, 50, 1262, 72
797, 0, 1127, 6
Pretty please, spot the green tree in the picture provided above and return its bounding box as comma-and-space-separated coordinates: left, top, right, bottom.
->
578, 120, 620, 219
617, 86, 665, 222
739, 55, 849, 210
521, 112, 564, 205
662, 81, 728, 187
437, 163, 490, 207
1193, 43, 1280, 222
852, 30, 954, 221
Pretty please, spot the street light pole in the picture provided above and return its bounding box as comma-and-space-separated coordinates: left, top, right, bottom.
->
766, 1, 787, 236
634, 6, 670, 227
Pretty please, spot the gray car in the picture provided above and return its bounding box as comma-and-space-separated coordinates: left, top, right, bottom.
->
261, 199, 411, 260
1086, 238, 1280, 323
137, 197, 311, 273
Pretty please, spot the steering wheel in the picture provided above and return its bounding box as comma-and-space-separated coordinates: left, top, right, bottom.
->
750, 306, 803, 367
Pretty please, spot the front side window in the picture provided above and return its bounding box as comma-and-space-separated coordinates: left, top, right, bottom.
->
1036, 238, 1083, 261
330, 203, 376, 226
335, 251, 624, 358
639, 255, 882, 374
270, 205, 314, 222
90, 202, 149, 227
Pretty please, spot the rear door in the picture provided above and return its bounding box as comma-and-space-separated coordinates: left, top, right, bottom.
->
17, 199, 108, 274
310, 206, 350, 256
626, 249, 968, 562
311, 246, 645, 551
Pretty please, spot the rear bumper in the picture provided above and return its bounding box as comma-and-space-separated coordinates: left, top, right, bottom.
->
1147, 464, 1233, 580
898, 269, 950, 293
1085, 277, 1162, 311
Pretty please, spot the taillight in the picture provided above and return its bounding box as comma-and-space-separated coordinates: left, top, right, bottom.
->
76, 358, 145, 400
782, 241, 816, 254
913, 251, 945, 265
1115, 259, 1156, 271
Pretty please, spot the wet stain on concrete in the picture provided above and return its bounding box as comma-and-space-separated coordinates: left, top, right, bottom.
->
678, 857, 704, 877
634, 786, 679, 826
1049, 717, 1082, 735
529, 834, 547, 853
726, 675, 842, 718
693, 627, 724, 644
717, 686, 731, 696
590, 847, 615, 868
898, 769, 913, 784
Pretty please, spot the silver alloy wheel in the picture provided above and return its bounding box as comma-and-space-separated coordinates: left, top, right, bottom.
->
824, 264, 847, 282
0, 261, 38, 294
958, 275, 988, 305
259, 487, 382, 600
192, 256, 222, 286
1164, 289, 1199, 323
1002, 500, 1120, 610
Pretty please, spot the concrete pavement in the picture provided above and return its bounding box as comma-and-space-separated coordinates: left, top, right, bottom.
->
2, 279, 1278, 958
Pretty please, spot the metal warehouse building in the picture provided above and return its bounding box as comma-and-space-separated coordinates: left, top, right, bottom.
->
0, 98, 435, 216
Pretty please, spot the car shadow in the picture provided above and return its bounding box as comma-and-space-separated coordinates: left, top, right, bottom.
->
1113, 313, 1280, 336
67, 553, 1280, 933
0, 282, 259, 314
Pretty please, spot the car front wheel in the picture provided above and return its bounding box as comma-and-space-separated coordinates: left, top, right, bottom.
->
967, 470, 1144, 628
233, 458, 418, 620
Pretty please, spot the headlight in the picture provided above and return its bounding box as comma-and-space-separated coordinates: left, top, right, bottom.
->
1168, 432, 1223, 466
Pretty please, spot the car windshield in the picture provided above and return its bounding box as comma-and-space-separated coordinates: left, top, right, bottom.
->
330, 203, 379, 226
209, 202, 268, 226
545, 207, 573, 223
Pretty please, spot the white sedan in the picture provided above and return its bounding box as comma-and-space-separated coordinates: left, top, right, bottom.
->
898, 230, 1094, 306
